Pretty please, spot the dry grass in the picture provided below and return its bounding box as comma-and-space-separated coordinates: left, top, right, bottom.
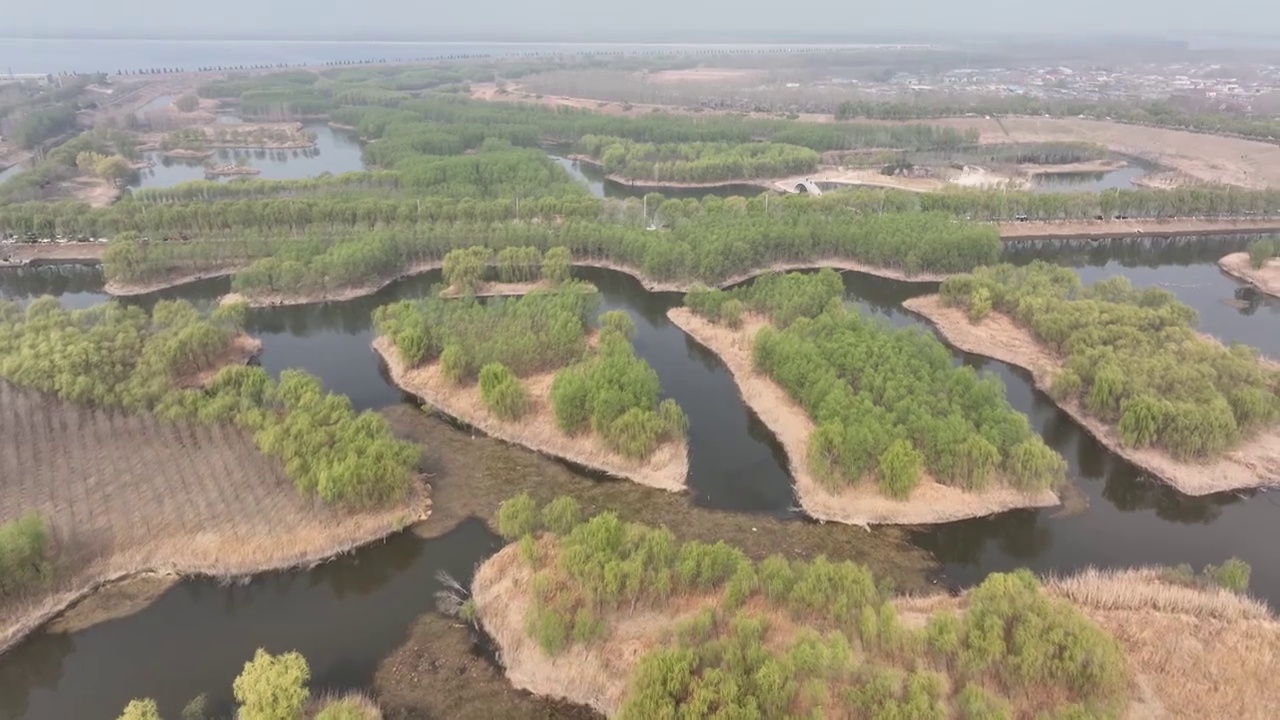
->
176, 332, 262, 389
903, 295, 1280, 495
374, 336, 688, 493
1220, 251, 1280, 298
104, 267, 239, 297
666, 308, 1060, 525
472, 543, 695, 716
1043, 567, 1273, 621
0, 381, 430, 656
997, 217, 1280, 241
215, 260, 445, 307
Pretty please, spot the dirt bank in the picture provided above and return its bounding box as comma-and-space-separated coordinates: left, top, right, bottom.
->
439, 280, 598, 299
104, 268, 239, 297
475, 539, 1280, 720
374, 336, 688, 493
212, 261, 445, 307
903, 295, 1280, 496
1219, 252, 1280, 298
1022, 158, 1130, 176
667, 308, 1059, 525
0, 381, 431, 658
997, 217, 1280, 240
1, 242, 106, 265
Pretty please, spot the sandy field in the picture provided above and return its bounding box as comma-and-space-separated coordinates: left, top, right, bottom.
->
1219, 252, 1280, 298
667, 308, 1060, 525
0, 381, 430, 657
903, 295, 1280, 495
373, 336, 688, 493
476, 540, 1280, 720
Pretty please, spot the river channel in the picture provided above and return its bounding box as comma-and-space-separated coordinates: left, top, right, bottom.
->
0, 235, 1277, 719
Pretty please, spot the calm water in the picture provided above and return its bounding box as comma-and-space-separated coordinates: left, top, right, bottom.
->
1, 237, 1278, 718
1028, 164, 1150, 194
132, 124, 365, 188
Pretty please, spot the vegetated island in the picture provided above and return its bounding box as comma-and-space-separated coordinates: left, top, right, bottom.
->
471, 494, 1279, 719
0, 298, 428, 656
669, 270, 1063, 526
904, 262, 1280, 495
1218, 238, 1280, 299
372, 285, 689, 492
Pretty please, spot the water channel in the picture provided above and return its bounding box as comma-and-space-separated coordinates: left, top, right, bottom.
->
0, 236, 1277, 718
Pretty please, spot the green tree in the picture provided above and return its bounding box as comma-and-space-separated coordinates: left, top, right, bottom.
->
232, 649, 310, 720
878, 439, 922, 499
117, 698, 162, 720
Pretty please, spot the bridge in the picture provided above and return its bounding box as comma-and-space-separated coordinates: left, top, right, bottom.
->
790, 179, 823, 196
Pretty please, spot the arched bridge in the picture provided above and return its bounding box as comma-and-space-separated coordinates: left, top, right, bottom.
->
792, 179, 823, 196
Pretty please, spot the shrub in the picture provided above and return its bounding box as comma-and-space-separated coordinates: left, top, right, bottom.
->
118, 699, 162, 720
526, 603, 571, 655
968, 287, 993, 322
550, 369, 592, 434
720, 298, 745, 329
542, 246, 573, 284
956, 683, 1012, 720
438, 344, 470, 384
657, 398, 689, 438
1247, 238, 1277, 269
314, 694, 382, 720
478, 362, 530, 421
1204, 557, 1251, 593
541, 496, 583, 535
1049, 369, 1082, 401
232, 649, 310, 720
0, 512, 49, 598
496, 493, 541, 540
877, 439, 922, 499
181, 693, 210, 720
599, 310, 635, 338
605, 408, 666, 459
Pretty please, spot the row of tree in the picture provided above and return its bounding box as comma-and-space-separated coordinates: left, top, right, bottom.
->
441, 245, 573, 293
0, 298, 418, 507
0, 512, 48, 599
496, 494, 1128, 718
100, 209, 1000, 292
688, 270, 1067, 497
940, 262, 1280, 460
578, 134, 820, 183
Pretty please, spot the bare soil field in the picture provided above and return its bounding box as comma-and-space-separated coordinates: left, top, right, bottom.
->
0, 382, 430, 656
1219, 252, 1280, 298
925, 116, 1280, 188
903, 295, 1280, 496
1, 243, 106, 265
374, 336, 688, 493
647, 68, 765, 84
60, 176, 121, 208
475, 541, 1280, 720
666, 308, 1060, 525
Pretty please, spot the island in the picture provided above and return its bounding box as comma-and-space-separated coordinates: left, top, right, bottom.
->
904, 261, 1280, 495
372, 285, 689, 492
668, 270, 1063, 525
1219, 240, 1280, 298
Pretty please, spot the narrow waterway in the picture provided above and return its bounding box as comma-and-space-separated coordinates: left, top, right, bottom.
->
0, 235, 1277, 719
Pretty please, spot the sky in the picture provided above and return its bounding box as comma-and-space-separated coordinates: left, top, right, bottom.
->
5, 0, 1278, 40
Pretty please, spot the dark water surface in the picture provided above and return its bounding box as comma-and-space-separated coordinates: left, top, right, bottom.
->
132, 124, 365, 189
0, 236, 1277, 719
551, 153, 763, 201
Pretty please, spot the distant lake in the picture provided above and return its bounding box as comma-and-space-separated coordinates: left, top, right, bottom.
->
132, 123, 364, 188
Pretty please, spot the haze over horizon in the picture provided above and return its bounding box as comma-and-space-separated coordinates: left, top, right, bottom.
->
7, 0, 1279, 41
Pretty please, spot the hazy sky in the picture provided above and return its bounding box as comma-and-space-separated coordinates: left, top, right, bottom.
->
6, 0, 1277, 39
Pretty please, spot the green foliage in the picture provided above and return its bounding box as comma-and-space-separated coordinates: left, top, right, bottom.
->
117, 698, 162, 720
968, 287, 993, 322
542, 246, 573, 284
442, 246, 493, 294
180, 693, 210, 720
375, 284, 599, 378
541, 496, 583, 535
956, 683, 1013, 720
1247, 238, 1278, 269
314, 697, 380, 720
599, 310, 635, 338
942, 262, 1280, 460
877, 439, 923, 499
737, 279, 1064, 496
232, 648, 310, 720
496, 493, 541, 540
0, 512, 48, 598
478, 362, 531, 420
1204, 558, 1251, 593
579, 134, 820, 183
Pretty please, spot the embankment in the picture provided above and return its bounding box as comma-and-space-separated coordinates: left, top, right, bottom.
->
903, 294, 1280, 495
666, 307, 1060, 525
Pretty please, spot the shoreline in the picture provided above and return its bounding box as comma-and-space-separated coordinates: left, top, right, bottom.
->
0, 488, 430, 658
996, 217, 1280, 241
474, 540, 1280, 720
903, 294, 1280, 496
438, 279, 598, 299
214, 260, 445, 307
1219, 252, 1280, 298
373, 336, 689, 493
666, 307, 1060, 525
567, 154, 773, 190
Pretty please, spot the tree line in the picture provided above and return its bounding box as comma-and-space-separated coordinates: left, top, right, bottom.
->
0, 298, 418, 507
578, 134, 820, 183
941, 262, 1280, 460
1249, 238, 1279, 268
440, 245, 573, 293
97, 206, 1000, 293
495, 493, 1129, 719
687, 270, 1065, 498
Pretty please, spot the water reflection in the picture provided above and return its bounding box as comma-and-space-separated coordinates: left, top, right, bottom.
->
551, 152, 763, 200
132, 124, 365, 188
